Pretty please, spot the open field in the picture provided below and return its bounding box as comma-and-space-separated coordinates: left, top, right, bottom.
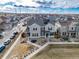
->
8, 43, 36, 59
32, 45, 79, 59
8, 43, 30, 59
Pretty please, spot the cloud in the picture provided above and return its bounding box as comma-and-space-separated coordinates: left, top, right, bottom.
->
15, 2, 40, 7
1, 5, 15, 11
0, 0, 16, 3
13, 0, 40, 7
0, 0, 79, 9
35, 0, 79, 8
51, 0, 79, 8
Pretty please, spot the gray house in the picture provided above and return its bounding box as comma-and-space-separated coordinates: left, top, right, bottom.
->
59, 20, 79, 39
68, 21, 78, 38
26, 16, 79, 41
59, 21, 70, 37
75, 23, 79, 39
27, 17, 57, 39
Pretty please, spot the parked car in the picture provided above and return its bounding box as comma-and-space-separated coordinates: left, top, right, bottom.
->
31, 40, 37, 43
13, 32, 18, 35
4, 39, 11, 45
22, 23, 27, 26
10, 32, 17, 39
0, 44, 5, 53
0, 35, 3, 39
62, 37, 69, 41
10, 36, 14, 39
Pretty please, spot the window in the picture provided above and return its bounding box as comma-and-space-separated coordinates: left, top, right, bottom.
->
50, 32, 53, 36
32, 33, 35, 36
37, 33, 38, 36
62, 32, 66, 35
71, 33, 76, 36
41, 27, 45, 30
72, 27, 73, 30
48, 27, 52, 30
32, 33, 38, 36
27, 27, 29, 31
27, 33, 30, 36
71, 33, 73, 36
33, 28, 37, 31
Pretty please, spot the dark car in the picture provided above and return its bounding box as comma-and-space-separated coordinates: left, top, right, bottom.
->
62, 37, 69, 41
4, 40, 11, 45
0, 35, 3, 39
10, 32, 18, 39
10, 35, 16, 39
22, 23, 27, 26
31, 40, 37, 43
13, 32, 18, 35
0, 44, 5, 53
10, 36, 14, 39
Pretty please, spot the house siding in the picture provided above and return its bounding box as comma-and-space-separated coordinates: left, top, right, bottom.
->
45, 23, 56, 32
28, 23, 41, 38
45, 23, 56, 37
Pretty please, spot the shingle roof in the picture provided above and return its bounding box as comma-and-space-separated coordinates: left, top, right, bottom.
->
76, 23, 79, 26
27, 16, 56, 26
59, 21, 72, 26
75, 23, 79, 32
27, 15, 77, 27
76, 27, 79, 32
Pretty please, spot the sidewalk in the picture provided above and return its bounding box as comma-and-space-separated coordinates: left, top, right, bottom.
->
27, 41, 41, 48
24, 43, 48, 59
24, 41, 79, 59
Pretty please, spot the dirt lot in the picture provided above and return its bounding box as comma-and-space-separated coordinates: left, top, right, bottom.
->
32, 45, 79, 59
8, 43, 29, 59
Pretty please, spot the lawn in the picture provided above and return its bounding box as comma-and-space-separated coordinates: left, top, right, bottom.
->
32, 45, 79, 59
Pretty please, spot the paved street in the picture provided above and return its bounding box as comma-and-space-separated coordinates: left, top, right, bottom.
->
2, 16, 32, 59
0, 33, 19, 59
0, 16, 28, 58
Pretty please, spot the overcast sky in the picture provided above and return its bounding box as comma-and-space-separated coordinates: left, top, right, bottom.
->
0, 0, 79, 7
0, 0, 79, 12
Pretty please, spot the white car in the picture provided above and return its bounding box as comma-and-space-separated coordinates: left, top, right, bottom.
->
4, 39, 11, 45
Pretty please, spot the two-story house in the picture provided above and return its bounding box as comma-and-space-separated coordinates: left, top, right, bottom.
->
27, 17, 56, 39
68, 21, 78, 38
59, 21, 69, 37
56, 17, 71, 38
57, 16, 78, 38
75, 23, 79, 39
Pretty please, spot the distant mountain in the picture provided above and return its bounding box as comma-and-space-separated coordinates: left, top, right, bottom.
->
34, 0, 79, 8
35, 0, 52, 4
0, 0, 79, 9
0, 2, 16, 6
4, 2, 16, 6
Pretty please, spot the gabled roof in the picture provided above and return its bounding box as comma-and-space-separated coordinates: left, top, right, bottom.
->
76, 23, 79, 26
76, 27, 79, 32
59, 20, 72, 26
27, 16, 56, 26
